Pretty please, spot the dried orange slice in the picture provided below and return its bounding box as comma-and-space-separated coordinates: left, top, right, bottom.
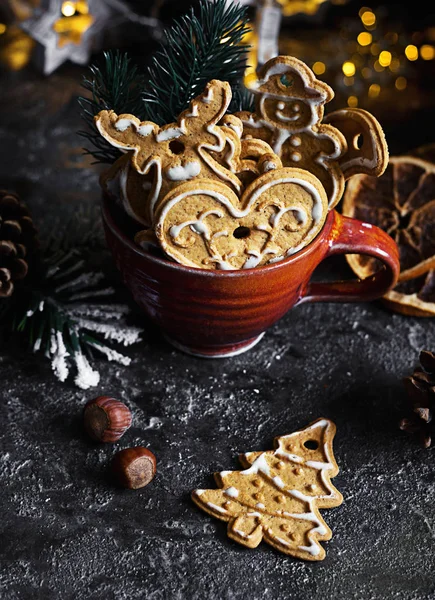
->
342, 155, 435, 317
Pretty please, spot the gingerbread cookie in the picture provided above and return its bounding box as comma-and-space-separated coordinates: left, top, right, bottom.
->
95, 80, 245, 226
100, 154, 154, 227
323, 107, 389, 179
192, 418, 343, 561
235, 55, 348, 209
154, 167, 329, 270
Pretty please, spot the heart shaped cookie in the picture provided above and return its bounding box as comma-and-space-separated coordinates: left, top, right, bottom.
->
152, 167, 328, 270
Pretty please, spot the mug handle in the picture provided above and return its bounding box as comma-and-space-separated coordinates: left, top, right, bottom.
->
300, 210, 400, 304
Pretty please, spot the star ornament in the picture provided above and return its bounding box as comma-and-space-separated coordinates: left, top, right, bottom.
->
19, 0, 113, 74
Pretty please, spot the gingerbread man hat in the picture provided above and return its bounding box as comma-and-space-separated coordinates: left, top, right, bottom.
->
247, 55, 334, 106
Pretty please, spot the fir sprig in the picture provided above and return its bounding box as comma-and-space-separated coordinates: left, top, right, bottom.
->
143, 0, 252, 124
1, 208, 143, 390
78, 50, 146, 164
77, 0, 254, 164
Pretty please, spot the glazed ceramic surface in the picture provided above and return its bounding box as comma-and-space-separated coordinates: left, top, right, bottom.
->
101, 195, 400, 357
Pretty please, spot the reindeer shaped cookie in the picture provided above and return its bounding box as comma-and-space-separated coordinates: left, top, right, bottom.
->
95, 80, 248, 226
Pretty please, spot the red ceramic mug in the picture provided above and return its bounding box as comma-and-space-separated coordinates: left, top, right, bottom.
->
101, 194, 400, 358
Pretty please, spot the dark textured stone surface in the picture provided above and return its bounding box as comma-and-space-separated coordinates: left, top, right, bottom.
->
1, 62, 435, 600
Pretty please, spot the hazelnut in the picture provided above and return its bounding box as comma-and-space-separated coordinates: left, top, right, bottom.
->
111, 447, 157, 489
83, 396, 132, 442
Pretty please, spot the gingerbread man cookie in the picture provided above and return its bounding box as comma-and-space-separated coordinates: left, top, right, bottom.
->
235, 55, 348, 209
95, 80, 245, 226
192, 418, 343, 561
153, 167, 328, 270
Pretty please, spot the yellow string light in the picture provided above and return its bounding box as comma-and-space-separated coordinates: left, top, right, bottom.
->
361, 10, 376, 28
405, 44, 418, 61
357, 31, 372, 46
312, 61, 326, 75
342, 61, 355, 76
378, 50, 392, 67
347, 95, 358, 107
0, 23, 6, 35
361, 67, 372, 78
420, 44, 435, 60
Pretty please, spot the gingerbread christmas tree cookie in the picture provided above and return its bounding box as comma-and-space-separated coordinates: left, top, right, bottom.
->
192, 418, 343, 561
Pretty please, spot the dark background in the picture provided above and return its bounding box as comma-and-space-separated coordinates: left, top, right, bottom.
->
1, 1, 435, 599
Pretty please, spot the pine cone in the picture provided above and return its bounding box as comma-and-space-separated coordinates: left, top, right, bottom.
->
0, 190, 39, 297
399, 350, 435, 448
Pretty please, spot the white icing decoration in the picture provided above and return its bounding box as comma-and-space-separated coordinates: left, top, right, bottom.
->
291, 152, 301, 162
276, 537, 290, 546
114, 118, 135, 132
241, 453, 271, 477
166, 161, 201, 181
263, 161, 277, 172
227, 122, 243, 137
271, 129, 293, 154
202, 87, 214, 104
305, 461, 332, 470
255, 502, 266, 509
224, 487, 239, 498
223, 135, 238, 171
185, 104, 199, 118
243, 253, 262, 270
291, 137, 302, 146
155, 127, 184, 142
272, 476, 285, 489
113, 118, 153, 137
275, 448, 304, 463
275, 108, 301, 124
287, 490, 328, 556
195, 490, 205, 496
198, 123, 242, 193
277, 102, 285, 110
234, 529, 248, 537
220, 471, 231, 477
280, 420, 340, 502
247, 512, 261, 517
157, 177, 324, 269
206, 502, 228, 514
137, 124, 154, 136
169, 209, 223, 240
269, 206, 307, 228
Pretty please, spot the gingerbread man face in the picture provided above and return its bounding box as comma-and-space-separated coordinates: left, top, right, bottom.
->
249, 56, 334, 132
95, 80, 244, 224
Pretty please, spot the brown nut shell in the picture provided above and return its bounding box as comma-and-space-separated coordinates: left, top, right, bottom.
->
83, 396, 132, 443
111, 447, 157, 489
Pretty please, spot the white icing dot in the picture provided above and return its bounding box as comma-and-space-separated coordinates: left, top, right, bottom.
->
277, 101, 285, 110
293, 103, 300, 112
291, 136, 302, 146
291, 152, 301, 162
224, 487, 239, 498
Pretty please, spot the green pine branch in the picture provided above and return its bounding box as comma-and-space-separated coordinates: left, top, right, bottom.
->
143, 0, 252, 123
77, 49, 146, 164
77, 0, 254, 164
0, 209, 143, 390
